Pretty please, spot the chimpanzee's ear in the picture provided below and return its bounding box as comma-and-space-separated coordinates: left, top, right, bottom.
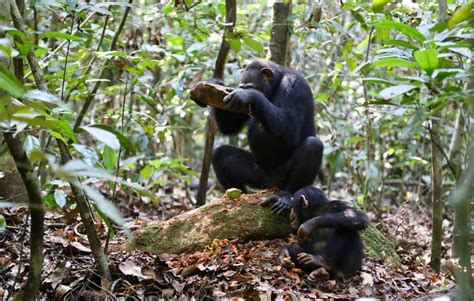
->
300, 195, 309, 208
261, 68, 273, 80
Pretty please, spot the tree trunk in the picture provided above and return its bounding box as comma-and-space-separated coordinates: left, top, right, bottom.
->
196, 0, 236, 206
430, 0, 447, 273
269, 0, 292, 66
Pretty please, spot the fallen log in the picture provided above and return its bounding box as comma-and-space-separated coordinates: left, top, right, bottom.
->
130, 190, 401, 267
189, 82, 250, 115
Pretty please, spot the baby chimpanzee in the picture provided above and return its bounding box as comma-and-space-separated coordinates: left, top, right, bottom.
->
279, 186, 369, 281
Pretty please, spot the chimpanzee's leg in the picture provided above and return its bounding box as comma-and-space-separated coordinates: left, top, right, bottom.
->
323, 230, 364, 279
212, 144, 268, 192
285, 136, 324, 192
262, 136, 324, 214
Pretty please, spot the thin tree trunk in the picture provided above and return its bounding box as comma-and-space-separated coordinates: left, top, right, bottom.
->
269, 0, 292, 66
429, 0, 447, 274
2, 1, 44, 299
3, 133, 45, 301
196, 0, 236, 206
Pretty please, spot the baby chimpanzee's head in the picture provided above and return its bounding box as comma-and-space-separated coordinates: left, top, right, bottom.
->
290, 187, 329, 229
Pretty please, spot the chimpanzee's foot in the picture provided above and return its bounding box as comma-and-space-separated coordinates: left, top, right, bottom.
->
260, 192, 292, 215
296, 253, 331, 270
308, 267, 330, 282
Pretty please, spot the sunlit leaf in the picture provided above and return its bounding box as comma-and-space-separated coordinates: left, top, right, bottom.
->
414, 49, 439, 75
103, 145, 117, 171
81, 126, 120, 150
372, 57, 417, 68
373, 20, 426, 42
54, 189, 67, 208
448, 3, 473, 29
0, 65, 26, 97
78, 183, 125, 225
90, 124, 137, 154
242, 36, 264, 53
379, 84, 418, 99
24, 135, 40, 160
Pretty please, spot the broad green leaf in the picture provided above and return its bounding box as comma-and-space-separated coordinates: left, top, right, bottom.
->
54, 189, 67, 208
23, 90, 71, 111
103, 145, 117, 171
72, 144, 99, 166
82, 126, 120, 150
373, 21, 426, 42
39, 31, 82, 42
140, 165, 153, 179
242, 36, 264, 53
90, 124, 137, 154
79, 183, 125, 225
414, 49, 439, 75
379, 84, 418, 99
448, 3, 473, 29
0, 65, 26, 97
372, 57, 417, 68
24, 135, 40, 160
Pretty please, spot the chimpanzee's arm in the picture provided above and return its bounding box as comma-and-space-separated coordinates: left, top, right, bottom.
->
212, 108, 250, 135
299, 201, 368, 238
225, 74, 311, 148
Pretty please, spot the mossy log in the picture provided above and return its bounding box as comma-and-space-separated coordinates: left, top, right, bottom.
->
189, 82, 249, 115
130, 191, 401, 267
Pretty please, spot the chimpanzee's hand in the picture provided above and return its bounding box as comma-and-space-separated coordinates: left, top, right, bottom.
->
222, 88, 255, 112
297, 222, 313, 241
260, 192, 292, 215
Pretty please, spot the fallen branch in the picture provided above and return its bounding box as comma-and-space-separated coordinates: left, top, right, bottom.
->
190, 82, 249, 115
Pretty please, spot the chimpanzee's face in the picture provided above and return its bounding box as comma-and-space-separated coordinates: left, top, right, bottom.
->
289, 207, 300, 229
239, 67, 273, 99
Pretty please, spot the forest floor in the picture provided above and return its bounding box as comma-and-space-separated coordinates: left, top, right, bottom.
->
0, 180, 458, 300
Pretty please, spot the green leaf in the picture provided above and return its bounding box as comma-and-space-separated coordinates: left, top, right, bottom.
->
81, 126, 120, 150
24, 135, 40, 160
373, 20, 426, 42
39, 31, 82, 42
103, 145, 117, 171
0, 214, 5, 235
89, 124, 137, 154
140, 165, 153, 179
379, 84, 418, 99
372, 57, 417, 68
362, 77, 393, 85
54, 189, 67, 208
242, 36, 264, 53
414, 49, 439, 75
448, 3, 473, 29
383, 39, 419, 50
79, 183, 125, 226
0, 65, 26, 97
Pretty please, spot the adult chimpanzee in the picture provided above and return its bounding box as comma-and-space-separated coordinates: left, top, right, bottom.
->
196, 60, 323, 214
279, 186, 369, 281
